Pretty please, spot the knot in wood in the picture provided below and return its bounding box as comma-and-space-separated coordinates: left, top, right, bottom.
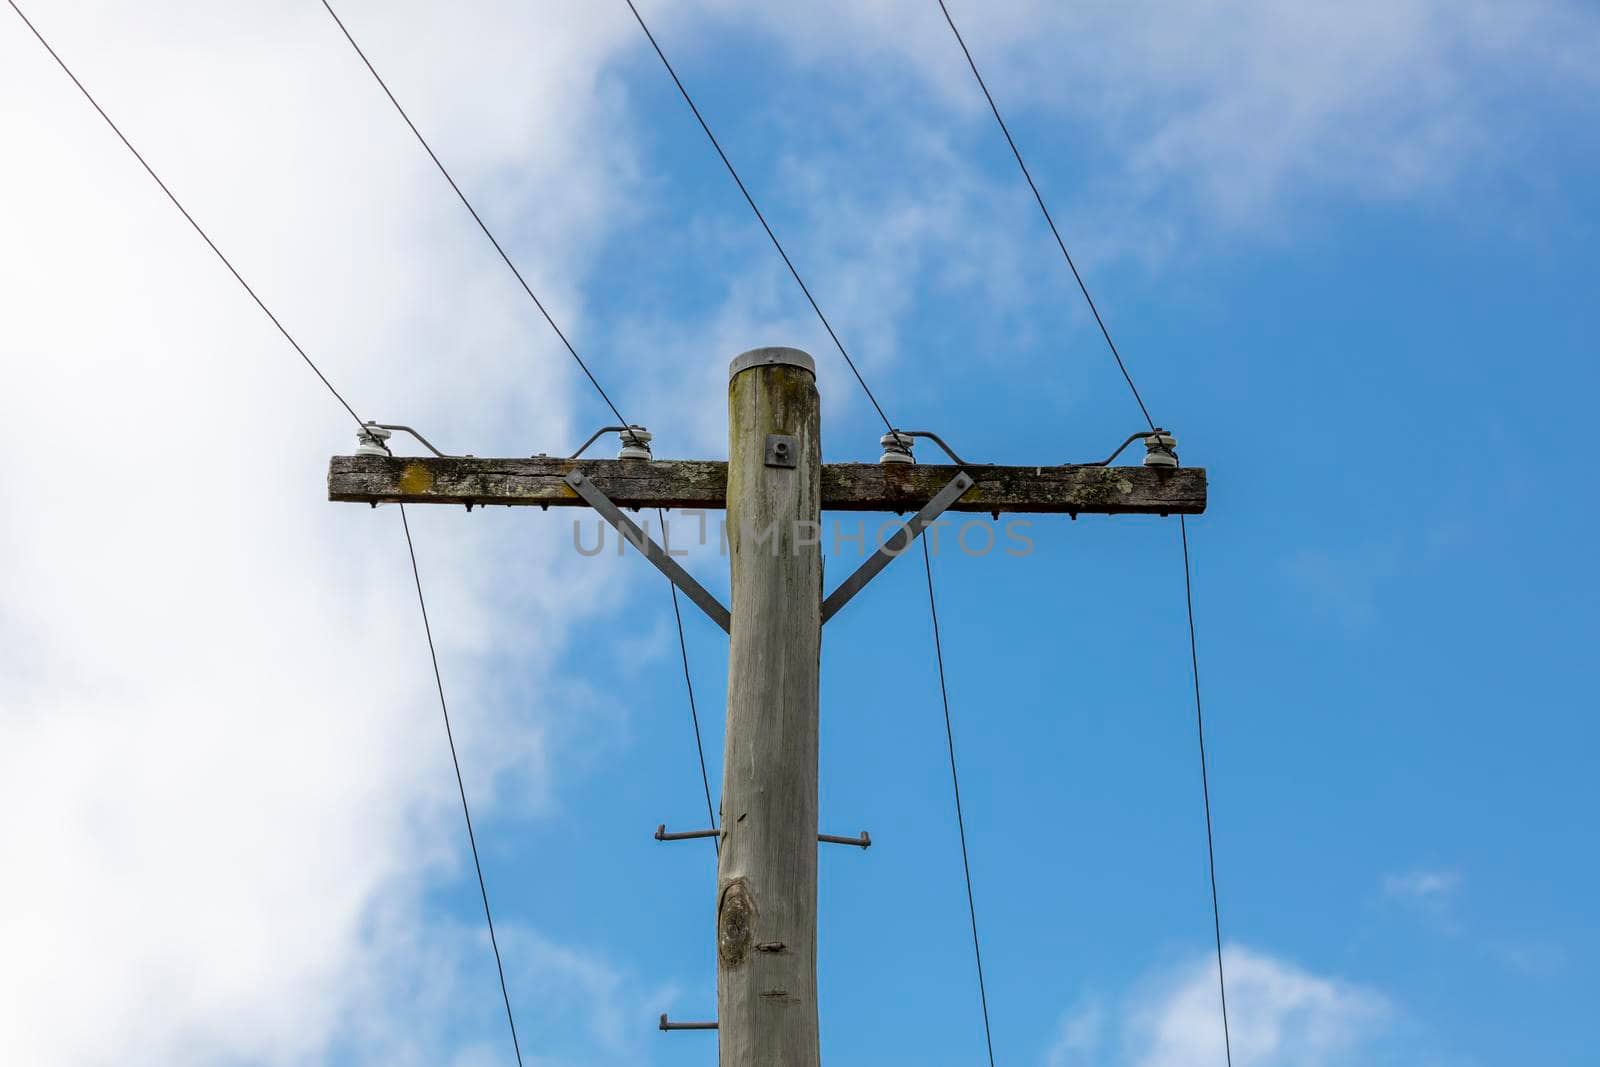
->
718, 879, 756, 966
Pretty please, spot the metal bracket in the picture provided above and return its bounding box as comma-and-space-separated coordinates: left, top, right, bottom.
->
820, 471, 975, 623
764, 433, 798, 468
655, 824, 721, 842
659, 1014, 718, 1031
655, 824, 870, 848
564, 471, 732, 633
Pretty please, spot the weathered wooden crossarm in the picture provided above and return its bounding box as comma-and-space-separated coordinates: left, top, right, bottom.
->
328, 455, 727, 509
328, 455, 1206, 515
823, 462, 1205, 515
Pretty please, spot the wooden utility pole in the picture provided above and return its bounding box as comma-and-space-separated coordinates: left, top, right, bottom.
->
327, 345, 1206, 1065
720, 348, 823, 1062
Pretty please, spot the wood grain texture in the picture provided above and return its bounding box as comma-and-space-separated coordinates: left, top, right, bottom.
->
718, 353, 822, 1066
328, 455, 1206, 515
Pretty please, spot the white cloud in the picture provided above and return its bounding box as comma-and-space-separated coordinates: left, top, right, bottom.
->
1047, 997, 1108, 1067
1492, 940, 1563, 977
0, 1, 645, 1063
607, 124, 1049, 451
324, 915, 675, 1067
1280, 544, 1400, 631
2, 1, 1591, 1063
1380, 869, 1463, 937
1048, 946, 1391, 1067
1383, 870, 1461, 900
718, 0, 1599, 238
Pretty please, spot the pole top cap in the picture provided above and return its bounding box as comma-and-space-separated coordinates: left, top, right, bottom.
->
729, 346, 815, 381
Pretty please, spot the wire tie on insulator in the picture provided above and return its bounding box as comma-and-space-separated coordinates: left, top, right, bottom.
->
618, 424, 653, 461
878, 430, 914, 465
356, 422, 392, 456
1143, 429, 1178, 468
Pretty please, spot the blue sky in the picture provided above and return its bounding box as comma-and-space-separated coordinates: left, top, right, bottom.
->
2, 2, 1596, 1065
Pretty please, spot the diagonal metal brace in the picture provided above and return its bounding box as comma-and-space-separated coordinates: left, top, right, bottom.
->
565, 471, 732, 633
821, 471, 974, 623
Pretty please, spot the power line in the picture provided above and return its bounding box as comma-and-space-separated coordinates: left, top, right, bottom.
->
933, 4, 1231, 1062
921, 539, 998, 1067
669, 581, 719, 850
934, 0, 1155, 432
5, 7, 531, 1057
1181, 516, 1233, 1066
318, 0, 631, 431
621, 5, 998, 1053
319, 0, 719, 868
620, 0, 897, 434
5, 0, 365, 430
401, 505, 526, 1067
662, 510, 719, 851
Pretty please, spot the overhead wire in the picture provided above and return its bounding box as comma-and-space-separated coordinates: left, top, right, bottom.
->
318, 0, 630, 432
922, 537, 997, 1067
666, 561, 720, 852
934, 0, 1156, 433
933, 2, 1233, 1062
620, 0, 896, 434
3, 4, 528, 1060
316, 0, 720, 858
1181, 514, 1233, 1063
4, 0, 365, 431
400, 505, 526, 1067
620, 4, 996, 1059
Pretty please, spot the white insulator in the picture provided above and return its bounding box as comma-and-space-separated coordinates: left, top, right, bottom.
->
356, 424, 392, 456
879, 431, 915, 464
1143, 431, 1178, 467
618, 425, 654, 461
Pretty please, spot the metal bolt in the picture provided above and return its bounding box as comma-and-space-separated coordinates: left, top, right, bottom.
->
817, 830, 872, 849
659, 1014, 718, 1031
654, 824, 721, 842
